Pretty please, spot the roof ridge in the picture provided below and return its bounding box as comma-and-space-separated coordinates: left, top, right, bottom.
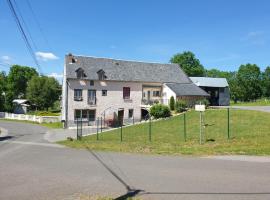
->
67, 54, 176, 66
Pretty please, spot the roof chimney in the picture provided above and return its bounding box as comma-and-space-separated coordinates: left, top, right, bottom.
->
67, 53, 76, 64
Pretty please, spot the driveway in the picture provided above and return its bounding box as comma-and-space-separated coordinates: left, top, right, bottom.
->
0, 120, 270, 200
231, 106, 270, 113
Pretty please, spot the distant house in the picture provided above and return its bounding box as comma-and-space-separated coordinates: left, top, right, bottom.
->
61, 54, 209, 128
13, 99, 30, 114
190, 77, 230, 106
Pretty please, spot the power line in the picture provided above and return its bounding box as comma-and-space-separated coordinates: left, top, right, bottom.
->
13, 0, 38, 51
6, 0, 42, 73
26, 0, 52, 51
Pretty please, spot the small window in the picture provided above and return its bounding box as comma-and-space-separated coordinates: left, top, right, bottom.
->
74, 89, 83, 101
123, 87, 130, 99
97, 69, 106, 80
90, 80, 94, 86
153, 91, 160, 97
128, 109, 133, 118
102, 90, 107, 96
76, 68, 86, 79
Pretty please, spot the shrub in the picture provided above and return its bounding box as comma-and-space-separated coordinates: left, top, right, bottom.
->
195, 98, 210, 107
150, 104, 171, 119
175, 100, 187, 113
169, 96, 175, 110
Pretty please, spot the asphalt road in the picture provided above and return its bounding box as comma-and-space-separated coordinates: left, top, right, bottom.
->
0, 120, 270, 200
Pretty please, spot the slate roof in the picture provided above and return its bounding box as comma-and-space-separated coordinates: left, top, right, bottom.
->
190, 77, 229, 88
65, 55, 191, 83
165, 83, 210, 97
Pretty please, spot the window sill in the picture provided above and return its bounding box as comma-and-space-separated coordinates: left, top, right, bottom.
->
74, 99, 83, 101
123, 98, 132, 103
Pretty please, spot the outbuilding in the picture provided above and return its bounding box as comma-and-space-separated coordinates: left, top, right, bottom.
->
190, 77, 230, 106
12, 99, 30, 114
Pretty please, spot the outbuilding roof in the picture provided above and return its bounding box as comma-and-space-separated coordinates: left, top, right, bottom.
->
65, 55, 191, 83
165, 83, 210, 97
190, 77, 229, 88
12, 99, 29, 105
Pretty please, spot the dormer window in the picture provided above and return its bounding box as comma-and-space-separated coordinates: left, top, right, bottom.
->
76, 68, 86, 79
97, 69, 107, 80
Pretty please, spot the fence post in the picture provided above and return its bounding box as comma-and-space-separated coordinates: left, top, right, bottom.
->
199, 111, 202, 145
149, 117, 152, 142
133, 115, 134, 125
96, 117, 99, 140
184, 112, 186, 142
76, 118, 79, 140
120, 120, 123, 142
100, 117, 103, 132
227, 108, 230, 139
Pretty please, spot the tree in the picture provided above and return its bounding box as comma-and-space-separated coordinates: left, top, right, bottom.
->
169, 96, 175, 110
170, 51, 205, 76
0, 71, 6, 111
262, 66, 270, 97
205, 68, 234, 80
26, 76, 61, 110
228, 76, 243, 103
5, 65, 38, 111
237, 64, 262, 101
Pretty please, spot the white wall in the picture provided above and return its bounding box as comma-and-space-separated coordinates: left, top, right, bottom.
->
162, 84, 176, 105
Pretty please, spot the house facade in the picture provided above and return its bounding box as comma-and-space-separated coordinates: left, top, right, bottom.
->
62, 54, 209, 128
190, 77, 230, 106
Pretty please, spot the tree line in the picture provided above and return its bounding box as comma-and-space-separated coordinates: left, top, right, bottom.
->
0, 65, 61, 112
171, 51, 270, 102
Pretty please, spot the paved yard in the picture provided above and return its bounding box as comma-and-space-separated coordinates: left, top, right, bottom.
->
0, 120, 270, 200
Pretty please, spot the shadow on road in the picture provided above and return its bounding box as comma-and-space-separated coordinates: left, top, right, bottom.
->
86, 147, 144, 200
0, 136, 14, 141
86, 147, 270, 199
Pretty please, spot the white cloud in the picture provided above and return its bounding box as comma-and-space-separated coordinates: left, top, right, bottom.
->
48, 72, 63, 78
48, 72, 63, 83
242, 31, 266, 45
1, 55, 11, 64
35, 52, 59, 61
110, 45, 117, 49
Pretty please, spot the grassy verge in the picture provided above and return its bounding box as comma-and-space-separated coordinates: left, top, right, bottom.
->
59, 109, 270, 156
0, 118, 62, 129
230, 98, 270, 106
27, 111, 61, 116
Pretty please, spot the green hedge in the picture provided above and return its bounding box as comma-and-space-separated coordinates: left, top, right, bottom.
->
175, 100, 187, 113
150, 104, 171, 119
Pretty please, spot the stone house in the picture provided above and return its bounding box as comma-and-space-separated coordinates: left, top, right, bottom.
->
61, 54, 209, 128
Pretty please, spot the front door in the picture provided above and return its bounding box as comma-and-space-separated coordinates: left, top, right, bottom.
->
118, 109, 124, 126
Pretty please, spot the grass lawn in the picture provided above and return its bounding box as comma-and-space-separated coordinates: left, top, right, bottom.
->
0, 118, 62, 129
59, 109, 270, 156
230, 98, 270, 106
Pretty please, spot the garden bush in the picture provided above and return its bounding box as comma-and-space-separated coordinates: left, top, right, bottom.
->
195, 98, 210, 107
150, 104, 171, 119
175, 100, 187, 113
169, 96, 175, 110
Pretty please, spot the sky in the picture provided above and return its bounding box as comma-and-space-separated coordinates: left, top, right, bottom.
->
1, 0, 270, 81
